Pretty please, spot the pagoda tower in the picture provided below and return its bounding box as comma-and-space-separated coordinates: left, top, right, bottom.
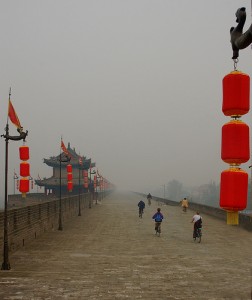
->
35, 143, 95, 195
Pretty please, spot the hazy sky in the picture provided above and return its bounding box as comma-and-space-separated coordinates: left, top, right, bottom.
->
0, 0, 252, 203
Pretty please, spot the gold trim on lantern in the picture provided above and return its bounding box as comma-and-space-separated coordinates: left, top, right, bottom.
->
227, 211, 239, 225
229, 70, 242, 75
229, 164, 241, 169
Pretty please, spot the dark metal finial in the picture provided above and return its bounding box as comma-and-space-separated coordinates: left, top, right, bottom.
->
230, 7, 252, 59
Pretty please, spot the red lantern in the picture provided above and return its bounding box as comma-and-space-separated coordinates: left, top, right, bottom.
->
66, 164, 72, 173
84, 176, 88, 188
221, 120, 250, 164
67, 181, 73, 192
220, 168, 248, 211
19, 177, 29, 197
20, 162, 30, 177
222, 71, 250, 116
67, 173, 73, 181
19, 145, 30, 161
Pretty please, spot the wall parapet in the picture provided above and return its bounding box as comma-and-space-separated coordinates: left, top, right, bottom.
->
0, 193, 92, 253
136, 192, 252, 231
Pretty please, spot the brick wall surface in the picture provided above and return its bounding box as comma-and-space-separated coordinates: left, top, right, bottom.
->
0, 193, 93, 253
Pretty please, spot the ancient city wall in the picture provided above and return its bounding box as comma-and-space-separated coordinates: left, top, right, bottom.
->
0, 193, 92, 253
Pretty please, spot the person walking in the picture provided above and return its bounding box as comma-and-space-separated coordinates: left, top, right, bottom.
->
180, 197, 189, 212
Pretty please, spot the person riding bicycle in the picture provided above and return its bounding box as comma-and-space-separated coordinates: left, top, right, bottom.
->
138, 200, 145, 217
191, 211, 202, 239
180, 197, 189, 212
147, 193, 152, 205
152, 208, 164, 233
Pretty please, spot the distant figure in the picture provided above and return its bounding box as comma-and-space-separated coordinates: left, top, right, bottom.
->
138, 200, 145, 218
180, 197, 189, 212
152, 208, 164, 234
191, 211, 202, 239
147, 193, 152, 206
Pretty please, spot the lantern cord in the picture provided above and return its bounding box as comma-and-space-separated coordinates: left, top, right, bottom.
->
233, 58, 239, 71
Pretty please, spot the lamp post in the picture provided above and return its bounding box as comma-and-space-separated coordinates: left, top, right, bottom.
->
96, 174, 101, 203
1, 93, 28, 270
78, 157, 83, 216
88, 167, 96, 208
89, 168, 96, 192
13, 170, 18, 195
29, 176, 33, 193
100, 176, 104, 200
58, 152, 71, 231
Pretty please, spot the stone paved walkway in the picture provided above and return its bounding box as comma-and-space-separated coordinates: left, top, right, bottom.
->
0, 192, 252, 299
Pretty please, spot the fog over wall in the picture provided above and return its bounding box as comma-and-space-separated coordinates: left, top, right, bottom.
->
0, 1, 252, 207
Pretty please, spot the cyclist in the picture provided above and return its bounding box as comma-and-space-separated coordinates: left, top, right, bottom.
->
152, 208, 164, 234
191, 211, 202, 239
180, 197, 189, 212
147, 193, 152, 206
138, 200, 145, 217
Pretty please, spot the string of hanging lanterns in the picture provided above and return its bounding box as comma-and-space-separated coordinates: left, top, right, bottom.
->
220, 70, 250, 224
19, 144, 30, 197
83, 170, 88, 189
66, 163, 73, 192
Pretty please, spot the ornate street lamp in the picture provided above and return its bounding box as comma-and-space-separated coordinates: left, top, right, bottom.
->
1, 89, 28, 270
58, 153, 70, 230
89, 167, 96, 207
219, 7, 252, 224
78, 156, 84, 216
58, 139, 71, 231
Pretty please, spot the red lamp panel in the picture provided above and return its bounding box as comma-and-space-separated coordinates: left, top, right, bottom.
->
67, 173, 73, 181
20, 162, 30, 177
220, 168, 248, 211
221, 120, 250, 164
67, 181, 73, 192
222, 71, 250, 116
19, 146, 30, 161
66, 164, 72, 173
19, 177, 30, 193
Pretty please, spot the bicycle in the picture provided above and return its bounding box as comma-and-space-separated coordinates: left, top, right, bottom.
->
193, 227, 202, 243
139, 208, 144, 218
155, 222, 161, 236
